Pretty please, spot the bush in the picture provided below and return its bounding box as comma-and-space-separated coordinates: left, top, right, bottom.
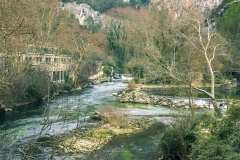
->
227, 104, 240, 121
159, 127, 185, 160
133, 78, 139, 84
192, 137, 240, 160
159, 106, 240, 160
102, 66, 112, 77
63, 82, 73, 92
98, 106, 129, 128
158, 115, 201, 160
0, 67, 50, 106
191, 105, 240, 159
128, 79, 138, 89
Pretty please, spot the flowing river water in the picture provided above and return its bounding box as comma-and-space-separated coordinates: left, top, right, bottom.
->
0, 79, 236, 160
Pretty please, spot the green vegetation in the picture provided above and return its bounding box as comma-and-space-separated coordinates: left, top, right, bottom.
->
1, 0, 240, 158
107, 20, 128, 72
159, 104, 240, 160
120, 150, 134, 160
215, 2, 240, 70
62, 0, 150, 13
82, 16, 102, 33
127, 63, 144, 78
102, 66, 112, 77
62, 0, 127, 13
0, 67, 50, 107
129, 0, 150, 9
210, 0, 234, 18
159, 115, 200, 160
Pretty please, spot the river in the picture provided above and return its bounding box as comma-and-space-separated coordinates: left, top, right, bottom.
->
0, 80, 131, 159
0, 80, 235, 159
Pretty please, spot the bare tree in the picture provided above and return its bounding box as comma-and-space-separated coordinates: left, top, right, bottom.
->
126, 5, 227, 117
175, 19, 227, 117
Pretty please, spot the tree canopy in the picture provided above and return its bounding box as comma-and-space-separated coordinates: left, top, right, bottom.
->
62, 0, 150, 13
214, 2, 240, 76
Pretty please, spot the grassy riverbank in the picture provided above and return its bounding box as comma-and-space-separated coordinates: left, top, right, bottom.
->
54, 108, 162, 155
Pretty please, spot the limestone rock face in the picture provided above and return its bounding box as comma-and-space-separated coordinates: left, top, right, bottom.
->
61, 2, 101, 25
151, 0, 223, 17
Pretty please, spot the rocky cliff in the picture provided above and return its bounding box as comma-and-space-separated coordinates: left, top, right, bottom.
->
60, 0, 223, 25
152, 0, 223, 17
60, 2, 101, 25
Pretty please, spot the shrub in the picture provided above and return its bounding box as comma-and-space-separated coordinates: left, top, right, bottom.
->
158, 115, 201, 160
159, 127, 185, 160
191, 105, 240, 159
98, 106, 129, 128
227, 104, 240, 121
0, 67, 50, 106
63, 82, 73, 92
128, 79, 138, 89
102, 66, 112, 77
192, 136, 240, 160
159, 106, 240, 160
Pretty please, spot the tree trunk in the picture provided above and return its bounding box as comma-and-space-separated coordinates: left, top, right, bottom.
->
211, 98, 222, 118
188, 83, 194, 116
236, 73, 240, 94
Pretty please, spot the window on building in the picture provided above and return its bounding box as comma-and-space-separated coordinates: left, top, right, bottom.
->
36, 57, 42, 62
61, 58, 65, 63
26, 57, 32, 62
54, 58, 58, 63
4, 61, 8, 69
61, 71, 64, 80
46, 58, 51, 63
53, 71, 57, 81
57, 71, 60, 80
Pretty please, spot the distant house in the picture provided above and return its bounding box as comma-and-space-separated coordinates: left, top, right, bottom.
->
0, 53, 72, 82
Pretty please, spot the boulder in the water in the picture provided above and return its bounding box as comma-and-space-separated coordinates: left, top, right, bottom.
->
4, 108, 12, 111
90, 111, 102, 120
123, 80, 128, 83
113, 93, 118, 96
0, 107, 5, 113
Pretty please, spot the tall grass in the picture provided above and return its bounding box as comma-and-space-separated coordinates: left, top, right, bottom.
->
98, 106, 129, 128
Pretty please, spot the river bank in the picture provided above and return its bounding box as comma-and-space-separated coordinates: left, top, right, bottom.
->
0, 76, 111, 114
53, 113, 164, 155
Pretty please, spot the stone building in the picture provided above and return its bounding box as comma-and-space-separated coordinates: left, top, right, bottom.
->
0, 53, 72, 82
